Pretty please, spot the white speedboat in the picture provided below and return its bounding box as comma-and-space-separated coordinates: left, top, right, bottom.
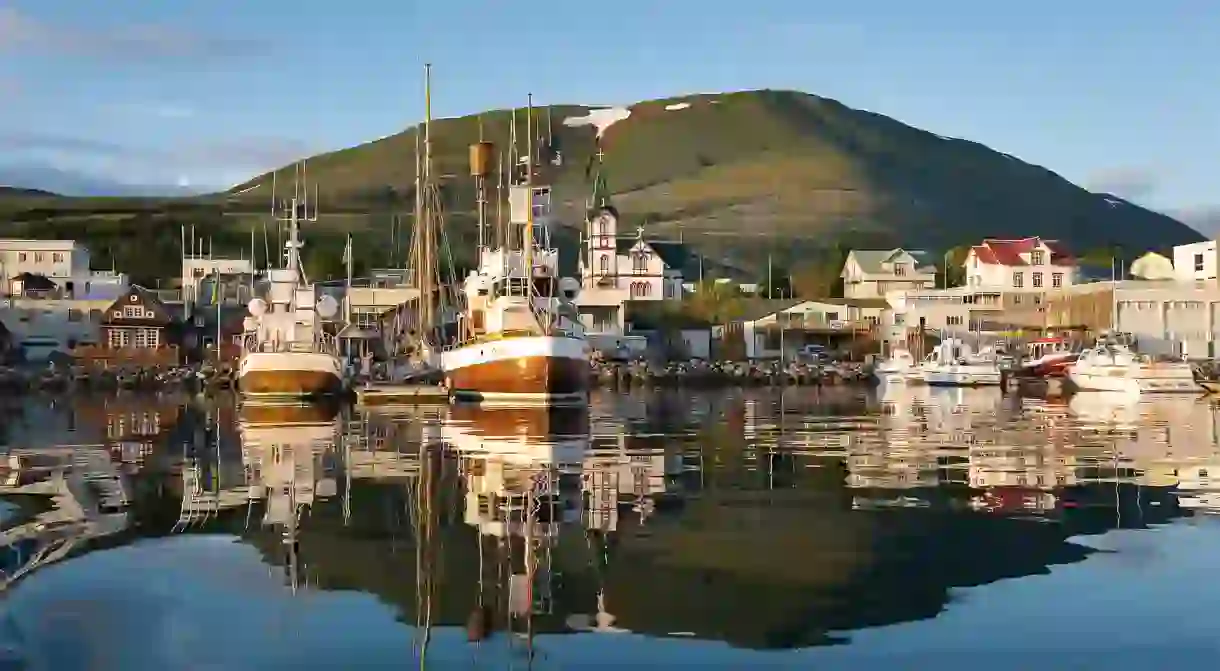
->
1068, 342, 1197, 393
873, 347, 921, 384
922, 339, 1001, 387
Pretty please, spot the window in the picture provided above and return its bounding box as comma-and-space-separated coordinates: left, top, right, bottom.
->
1196, 253, 1205, 272
893, 264, 906, 276
630, 281, 651, 298
34, 253, 43, 263
946, 316, 964, 326
1052, 272, 1063, 288
123, 306, 143, 318
1032, 272, 1043, 288
68, 309, 83, 322
1012, 272, 1024, 288
632, 252, 649, 273
1031, 251, 1045, 265
52, 252, 63, 263
599, 254, 609, 273
18, 253, 26, 262
108, 329, 131, 348
133, 329, 148, 348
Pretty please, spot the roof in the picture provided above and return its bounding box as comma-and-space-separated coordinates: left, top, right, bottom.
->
735, 299, 807, 322
849, 249, 936, 274
11, 273, 57, 291
614, 238, 691, 270
803, 297, 890, 309
970, 237, 1075, 267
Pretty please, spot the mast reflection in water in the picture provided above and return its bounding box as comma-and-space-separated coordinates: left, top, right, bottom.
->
0, 387, 1219, 668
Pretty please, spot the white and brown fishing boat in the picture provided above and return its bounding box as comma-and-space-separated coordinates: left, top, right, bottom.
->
238, 178, 344, 399
438, 92, 589, 403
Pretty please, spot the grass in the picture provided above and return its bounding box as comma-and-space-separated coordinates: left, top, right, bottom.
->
0, 89, 1203, 286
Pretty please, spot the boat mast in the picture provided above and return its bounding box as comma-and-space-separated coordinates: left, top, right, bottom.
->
417, 64, 436, 335
524, 94, 534, 295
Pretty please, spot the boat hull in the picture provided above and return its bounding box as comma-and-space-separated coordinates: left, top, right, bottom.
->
442, 335, 589, 403
238, 351, 344, 399
1069, 369, 1198, 393
924, 367, 1001, 387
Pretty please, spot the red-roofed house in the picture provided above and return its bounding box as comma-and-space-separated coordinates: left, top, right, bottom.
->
964, 237, 1079, 291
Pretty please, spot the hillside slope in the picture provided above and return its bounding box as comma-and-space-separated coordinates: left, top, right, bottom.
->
231, 89, 1202, 270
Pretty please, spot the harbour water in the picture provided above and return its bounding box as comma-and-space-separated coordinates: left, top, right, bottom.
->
1, 387, 1219, 669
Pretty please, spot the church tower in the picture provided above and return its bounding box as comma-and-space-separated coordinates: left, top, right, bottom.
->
584, 143, 618, 288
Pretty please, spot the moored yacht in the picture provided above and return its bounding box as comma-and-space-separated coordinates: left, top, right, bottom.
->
873, 346, 921, 384
1068, 340, 1196, 393
921, 338, 1002, 387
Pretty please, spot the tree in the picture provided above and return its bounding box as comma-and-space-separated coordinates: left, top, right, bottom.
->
685, 281, 746, 323
935, 245, 971, 288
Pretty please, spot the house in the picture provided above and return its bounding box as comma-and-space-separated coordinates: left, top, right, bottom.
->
840, 249, 937, 299
722, 298, 886, 360
576, 205, 689, 334
964, 237, 1079, 291
1172, 240, 1218, 282
8, 272, 59, 299
0, 277, 131, 360
75, 286, 183, 367
181, 252, 255, 306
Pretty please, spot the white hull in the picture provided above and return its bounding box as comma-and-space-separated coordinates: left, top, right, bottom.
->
441, 335, 590, 403
1069, 367, 1197, 394
874, 367, 924, 385
238, 351, 344, 398
923, 365, 1001, 387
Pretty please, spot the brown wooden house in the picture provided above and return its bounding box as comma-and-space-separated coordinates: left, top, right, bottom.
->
74, 286, 183, 367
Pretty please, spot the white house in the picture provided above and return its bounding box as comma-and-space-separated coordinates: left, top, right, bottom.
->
1172, 240, 1218, 282
736, 298, 886, 359
0, 239, 120, 299
575, 205, 688, 335
840, 249, 937, 299
963, 237, 1079, 292
182, 254, 255, 306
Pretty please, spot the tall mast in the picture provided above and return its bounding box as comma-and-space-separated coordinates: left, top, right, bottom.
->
419, 63, 435, 332
524, 94, 534, 285
476, 116, 486, 251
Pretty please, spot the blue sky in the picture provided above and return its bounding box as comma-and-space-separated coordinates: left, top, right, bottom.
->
0, 0, 1215, 217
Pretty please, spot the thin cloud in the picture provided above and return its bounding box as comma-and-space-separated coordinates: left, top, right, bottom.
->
1086, 167, 1160, 201
103, 102, 196, 119
0, 7, 264, 60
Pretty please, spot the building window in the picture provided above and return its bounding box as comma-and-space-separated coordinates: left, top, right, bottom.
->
52, 252, 64, 263
133, 328, 148, 348
946, 316, 964, 326
108, 329, 131, 348
1012, 272, 1024, 288
599, 254, 609, 273
68, 309, 83, 322
893, 264, 906, 276
34, 253, 43, 263
1196, 253, 1205, 272
1031, 251, 1045, 265
632, 252, 648, 273
1032, 272, 1043, 288
123, 306, 143, 318
1052, 273, 1063, 288
630, 281, 650, 298
18, 253, 26, 262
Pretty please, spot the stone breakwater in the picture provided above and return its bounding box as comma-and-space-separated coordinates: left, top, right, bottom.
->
591, 360, 873, 388
0, 363, 237, 394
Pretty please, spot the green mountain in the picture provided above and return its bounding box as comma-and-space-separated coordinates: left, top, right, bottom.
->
0, 89, 1202, 285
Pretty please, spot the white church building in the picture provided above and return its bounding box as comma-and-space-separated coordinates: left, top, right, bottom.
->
574, 204, 688, 334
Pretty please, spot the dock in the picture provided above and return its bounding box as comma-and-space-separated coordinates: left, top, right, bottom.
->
355, 383, 450, 406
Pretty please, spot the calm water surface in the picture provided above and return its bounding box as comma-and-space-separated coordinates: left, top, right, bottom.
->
1, 386, 1219, 669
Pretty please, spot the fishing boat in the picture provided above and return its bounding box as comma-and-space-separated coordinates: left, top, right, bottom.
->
921, 338, 1002, 387
1068, 341, 1197, 393
441, 90, 589, 403
238, 178, 344, 399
